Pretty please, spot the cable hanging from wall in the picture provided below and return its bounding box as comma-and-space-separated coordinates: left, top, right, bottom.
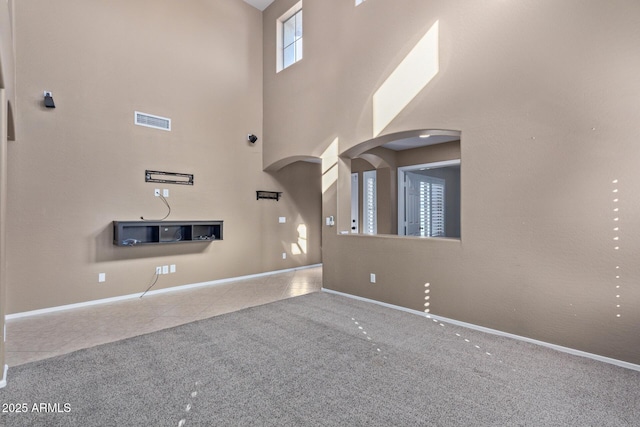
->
140, 194, 171, 221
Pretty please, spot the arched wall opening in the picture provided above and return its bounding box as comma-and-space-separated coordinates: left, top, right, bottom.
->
339, 129, 461, 238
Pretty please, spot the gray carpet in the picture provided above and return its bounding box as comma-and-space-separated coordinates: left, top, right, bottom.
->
0, 292, 638, 426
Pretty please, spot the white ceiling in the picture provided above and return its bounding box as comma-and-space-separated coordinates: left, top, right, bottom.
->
243, 0, 275, 11
382, 135, 460, 151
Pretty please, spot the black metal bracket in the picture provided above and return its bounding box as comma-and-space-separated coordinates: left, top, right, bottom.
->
256, 190, 282, 201
145, 170, 194, 186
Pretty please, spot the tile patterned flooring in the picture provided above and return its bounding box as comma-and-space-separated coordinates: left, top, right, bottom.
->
5, 266, 323, 367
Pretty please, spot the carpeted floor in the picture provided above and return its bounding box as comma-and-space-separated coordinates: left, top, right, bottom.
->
0, 292, 638, 426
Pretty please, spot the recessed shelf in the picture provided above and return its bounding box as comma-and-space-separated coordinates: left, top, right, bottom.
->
113, 220, 223, 246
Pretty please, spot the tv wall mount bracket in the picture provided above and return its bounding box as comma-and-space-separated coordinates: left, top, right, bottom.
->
145, 170, 194, 186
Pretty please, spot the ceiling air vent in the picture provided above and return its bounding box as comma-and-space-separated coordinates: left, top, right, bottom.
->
134, 111, 171, 131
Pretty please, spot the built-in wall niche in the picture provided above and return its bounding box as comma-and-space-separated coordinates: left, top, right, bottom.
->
349, 130, 461, 239
113, 220, 223, 246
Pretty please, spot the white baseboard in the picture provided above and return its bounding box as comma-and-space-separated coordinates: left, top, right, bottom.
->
0, 364, 7, 388
6, 264, 322, 320
322, 288, 640, 373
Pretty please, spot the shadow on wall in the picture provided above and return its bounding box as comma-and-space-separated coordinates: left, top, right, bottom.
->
268, 159, 323, 265
92, 224, 209, 263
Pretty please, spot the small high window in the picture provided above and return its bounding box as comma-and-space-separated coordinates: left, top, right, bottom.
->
277, 2, 303, 72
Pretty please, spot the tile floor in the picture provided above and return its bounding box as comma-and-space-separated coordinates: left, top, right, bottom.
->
5, 266, 323, 367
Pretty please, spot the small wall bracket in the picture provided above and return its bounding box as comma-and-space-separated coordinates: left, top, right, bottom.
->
256, 190, 282, 201
145, 170, 194, 186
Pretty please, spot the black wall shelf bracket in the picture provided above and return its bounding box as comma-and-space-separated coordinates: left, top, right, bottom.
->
145, 170, 194, 186
256, 190, 282, 201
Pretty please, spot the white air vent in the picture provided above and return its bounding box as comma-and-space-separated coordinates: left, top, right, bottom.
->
134, 111, 171, 131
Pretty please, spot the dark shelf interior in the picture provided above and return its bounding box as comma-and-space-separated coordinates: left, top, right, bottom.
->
113, 220, 223, 246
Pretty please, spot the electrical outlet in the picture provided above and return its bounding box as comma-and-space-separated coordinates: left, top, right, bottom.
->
170, 264, 176, 273
163, 189, 169, 197
282, 252, 287, 259
162, 265, 169, 274
98, 273, 106, 283
156, 266, 162, 275
370, 273, 376, 283
279, 217, 286, 223
154, 189, 161, 197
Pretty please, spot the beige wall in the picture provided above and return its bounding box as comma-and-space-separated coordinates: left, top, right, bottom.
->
264, 0, 640, 364
0, 89, 7, 379
6, 0, 321, 314
0, 0, 15, 382
0, 0, 15, 140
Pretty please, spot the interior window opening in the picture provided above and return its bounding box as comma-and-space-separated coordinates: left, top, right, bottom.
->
398, 160, 460, 238
348, 130, 461, 240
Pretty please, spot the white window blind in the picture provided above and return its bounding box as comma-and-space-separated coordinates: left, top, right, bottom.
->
419, 177, 445, 237
363, 170, 377, 234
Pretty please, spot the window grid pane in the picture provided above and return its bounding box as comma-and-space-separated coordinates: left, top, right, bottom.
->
295, 11, 302, 39
283, 11, 302, 49
283, 44, 296, 69
283, 15, 296, 47
282, 10, 302, 69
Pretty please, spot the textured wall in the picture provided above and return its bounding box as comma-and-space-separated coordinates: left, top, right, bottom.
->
0, 0, 15, 383
7, 0, 321, 314
263, 0, 640, 364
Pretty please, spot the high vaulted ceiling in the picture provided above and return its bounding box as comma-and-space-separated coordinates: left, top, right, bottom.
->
243, 0, 275, 11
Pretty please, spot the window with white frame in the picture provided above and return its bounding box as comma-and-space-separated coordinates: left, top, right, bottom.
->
363, 170, 377, 234
276, 1, 303, 72
419, 177, 446, 237
398, 159, 460, 238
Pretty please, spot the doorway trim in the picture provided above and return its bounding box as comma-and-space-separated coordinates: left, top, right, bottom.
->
398, 159, 460, 236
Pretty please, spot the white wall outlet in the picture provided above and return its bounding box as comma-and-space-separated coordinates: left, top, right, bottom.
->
154, 189, 161, 197
98, 273, 106, 283
43, 91, 52, 97
170, 264, 176, 273
163, 189, 169, 197
370, 273, 376, 283
282, 252, 287, 259
279, 217, 286, 223
156, 266, 162, 275
162, 265, 169, 274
